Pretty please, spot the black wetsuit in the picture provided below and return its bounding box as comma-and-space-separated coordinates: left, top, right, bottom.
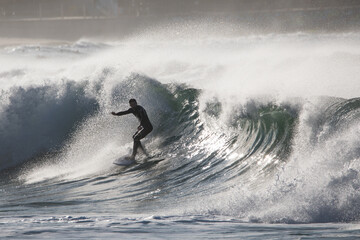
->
115, 105, 153, 157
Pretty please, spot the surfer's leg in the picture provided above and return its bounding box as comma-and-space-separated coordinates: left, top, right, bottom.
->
137, 141, 145, 153
131, 140, 141, 159
137, 141, 150, 160
131, 129, 142, 159
132, 129, 146, 159
131, 127, 152, 159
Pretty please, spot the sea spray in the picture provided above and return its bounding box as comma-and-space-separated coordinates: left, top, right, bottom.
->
0, 30, 359, 224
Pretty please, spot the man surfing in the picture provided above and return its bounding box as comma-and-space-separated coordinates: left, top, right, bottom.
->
111, 99, 153, 161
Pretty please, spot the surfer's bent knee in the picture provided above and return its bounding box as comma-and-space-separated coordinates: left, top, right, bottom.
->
133, 128, 152, 141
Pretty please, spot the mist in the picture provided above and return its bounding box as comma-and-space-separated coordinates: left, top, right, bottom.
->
1, 0, 360, 41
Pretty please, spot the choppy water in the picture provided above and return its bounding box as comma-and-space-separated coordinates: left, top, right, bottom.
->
1, 26, 360, 239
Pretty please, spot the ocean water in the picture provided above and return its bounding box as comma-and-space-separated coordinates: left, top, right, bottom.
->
1, 27, 360, 239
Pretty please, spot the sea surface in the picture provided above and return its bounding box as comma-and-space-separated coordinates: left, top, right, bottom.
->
1, 26, 360, 239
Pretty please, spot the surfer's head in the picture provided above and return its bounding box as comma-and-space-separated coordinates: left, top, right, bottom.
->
129, 98, 137, 108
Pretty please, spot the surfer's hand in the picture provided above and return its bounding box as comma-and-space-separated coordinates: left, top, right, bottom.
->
111, 112, 117, 115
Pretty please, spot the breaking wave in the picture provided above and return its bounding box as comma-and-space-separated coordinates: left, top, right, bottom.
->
1, 31, 360, 223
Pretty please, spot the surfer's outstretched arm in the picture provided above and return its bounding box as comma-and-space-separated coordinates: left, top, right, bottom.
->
111, 108, 132, 116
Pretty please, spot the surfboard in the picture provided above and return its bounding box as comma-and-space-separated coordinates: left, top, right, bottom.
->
113, 156, 165, 167
125, 158, 165, 172
113, 156, 136, 166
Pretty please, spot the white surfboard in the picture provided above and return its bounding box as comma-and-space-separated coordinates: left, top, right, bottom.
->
113, 156, 165, 167
113, 156, 136, 166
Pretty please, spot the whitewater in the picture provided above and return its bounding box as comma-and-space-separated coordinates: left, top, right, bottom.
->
1, 26, 360, 239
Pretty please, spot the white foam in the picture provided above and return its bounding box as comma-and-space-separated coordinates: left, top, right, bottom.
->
1, 29, 359, 190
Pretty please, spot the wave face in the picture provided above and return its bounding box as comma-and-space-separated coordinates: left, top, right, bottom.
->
1, 31, 360, 224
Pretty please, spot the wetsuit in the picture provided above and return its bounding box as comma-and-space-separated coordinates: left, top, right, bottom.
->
115, 105, 153, 157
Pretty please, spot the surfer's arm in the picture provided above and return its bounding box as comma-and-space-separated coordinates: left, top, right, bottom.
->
111, 108, 132, 116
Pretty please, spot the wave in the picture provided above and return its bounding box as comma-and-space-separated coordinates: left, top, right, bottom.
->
0, 81, 100, 170
2, 74, 357, 223
192, 97, 360, 223
4, 40, 109, 56
1, 33, 360, 224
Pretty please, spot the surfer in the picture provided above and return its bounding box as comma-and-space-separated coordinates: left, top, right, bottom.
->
111, 99, 153, 161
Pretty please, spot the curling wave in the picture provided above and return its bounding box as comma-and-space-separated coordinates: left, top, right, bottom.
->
0, 33, 360, 224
